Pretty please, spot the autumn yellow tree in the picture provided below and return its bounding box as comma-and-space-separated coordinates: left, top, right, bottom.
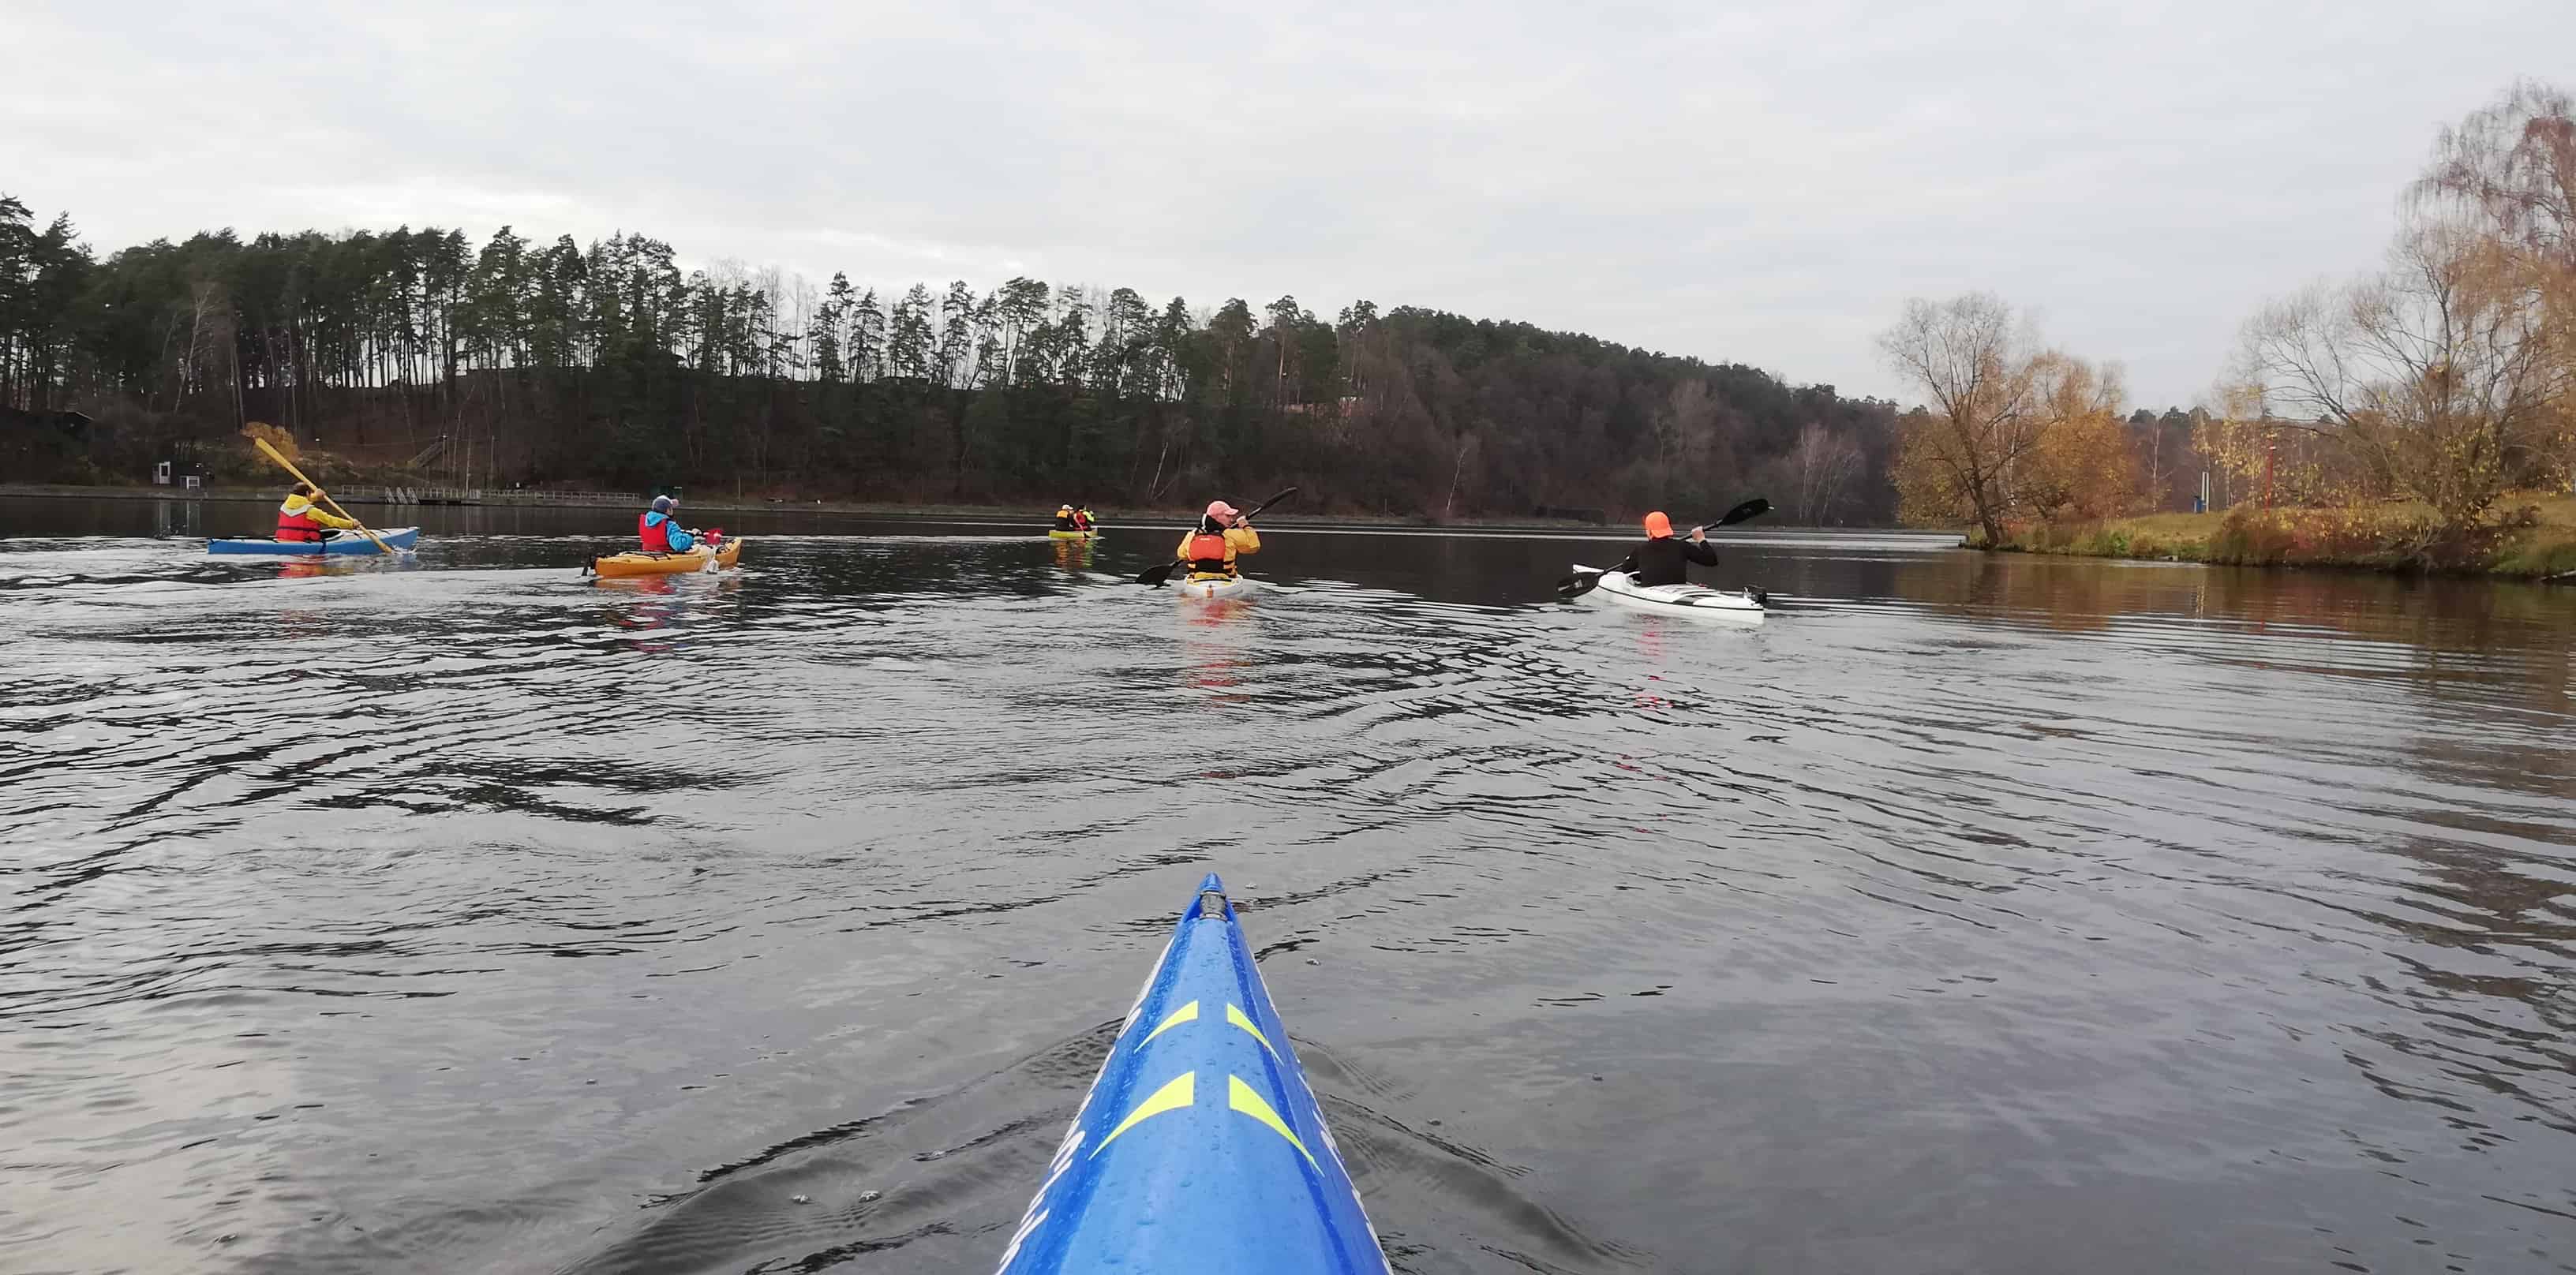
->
2192, 383, 2267, 510
2192, 381, 2346, 508
1881, 294, 2141, 538
2019, 353, 2138, 522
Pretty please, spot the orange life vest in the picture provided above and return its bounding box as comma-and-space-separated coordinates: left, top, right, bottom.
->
1186, 530, 1231, 574
276, 501, 322, 542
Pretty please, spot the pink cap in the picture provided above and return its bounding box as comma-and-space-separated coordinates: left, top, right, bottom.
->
1205, 500, 1240, 523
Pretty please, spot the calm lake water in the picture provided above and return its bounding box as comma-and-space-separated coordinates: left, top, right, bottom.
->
3, 496, 2572, 1275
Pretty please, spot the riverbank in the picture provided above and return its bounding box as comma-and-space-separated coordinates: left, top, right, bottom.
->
1987, 495, 2576, 580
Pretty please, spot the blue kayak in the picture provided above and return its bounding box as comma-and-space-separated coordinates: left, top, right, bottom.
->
208, 527, 420, 555
998, 874, 1389, 1274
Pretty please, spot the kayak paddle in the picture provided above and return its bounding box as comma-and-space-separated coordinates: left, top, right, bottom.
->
1135, 486, 1299, 586
1556, 497, 1771, 599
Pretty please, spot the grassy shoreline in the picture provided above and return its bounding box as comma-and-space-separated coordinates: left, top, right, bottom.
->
1986, 495, 2576, 581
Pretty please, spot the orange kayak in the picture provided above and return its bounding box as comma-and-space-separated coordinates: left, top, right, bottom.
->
590, 539, 744, 578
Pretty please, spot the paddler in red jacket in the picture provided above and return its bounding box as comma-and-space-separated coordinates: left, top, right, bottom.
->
638, 495, 701, 553
275, 483, 361, 543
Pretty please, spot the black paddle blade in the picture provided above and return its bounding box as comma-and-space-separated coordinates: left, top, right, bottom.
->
1556, 572, 1602, 600
1713, 497, 1771, 528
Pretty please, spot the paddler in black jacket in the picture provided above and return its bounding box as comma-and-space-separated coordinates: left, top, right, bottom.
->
1612, 510, 1718, 585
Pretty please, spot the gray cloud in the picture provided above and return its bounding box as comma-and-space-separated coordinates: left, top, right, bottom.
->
7, 0, 2567, 406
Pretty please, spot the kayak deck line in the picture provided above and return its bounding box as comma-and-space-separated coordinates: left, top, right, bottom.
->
998, 874, 1389, 1274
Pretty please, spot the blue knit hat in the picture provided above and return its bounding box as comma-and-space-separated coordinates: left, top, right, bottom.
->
650, 495, 675, 514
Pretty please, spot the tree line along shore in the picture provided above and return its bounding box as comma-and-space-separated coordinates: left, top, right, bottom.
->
1875, 80, 2574, 581
3, 81, 2568, 578
0, 209, 1902, 528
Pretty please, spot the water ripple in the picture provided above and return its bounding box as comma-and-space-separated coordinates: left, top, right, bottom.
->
0, 513, 2571, 1273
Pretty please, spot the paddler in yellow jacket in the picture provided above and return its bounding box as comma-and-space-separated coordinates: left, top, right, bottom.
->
1175, 499, 1260, 580
274, 482, 361, 544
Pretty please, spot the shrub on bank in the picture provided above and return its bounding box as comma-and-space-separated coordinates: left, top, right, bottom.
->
2487, 508, 2576, 578
1995, 500, 2570, 576
1998, 502, 2565, 577
2208, 505, 2548, 571
1996, 518, 2192, 560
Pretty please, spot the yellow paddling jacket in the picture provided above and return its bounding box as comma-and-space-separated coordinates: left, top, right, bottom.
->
1175, 525, 1260, 578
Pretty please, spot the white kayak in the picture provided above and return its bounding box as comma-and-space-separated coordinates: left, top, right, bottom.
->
1574, 564, 1765, 623
1173, 574, 1257, 600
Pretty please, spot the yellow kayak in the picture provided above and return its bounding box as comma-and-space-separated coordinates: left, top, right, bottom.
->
1047, 528, 1099, 540
590, 539, 745, 578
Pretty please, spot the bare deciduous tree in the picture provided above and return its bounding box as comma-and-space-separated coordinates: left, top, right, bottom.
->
2413, 79, 2576, 264
1878, 293, 2042, 543
1788, 421, 1863, 525
2234, 221, 2572, 529
2412, 78, 2576, 488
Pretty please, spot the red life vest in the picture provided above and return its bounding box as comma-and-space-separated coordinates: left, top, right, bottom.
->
276, 500, 322, 542
1186, 530, 1231, 574
639, 512, 673, 552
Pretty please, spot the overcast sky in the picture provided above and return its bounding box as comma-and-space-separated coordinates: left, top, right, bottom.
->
6, 0, 2568, 407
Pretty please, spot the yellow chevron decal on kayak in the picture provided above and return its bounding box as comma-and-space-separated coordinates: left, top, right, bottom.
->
1227, 1074, 1320, 1171
1136, 1000, 1199, 1049
1091, 1071, 1193, 1159
1226, 1004, 1282, 1061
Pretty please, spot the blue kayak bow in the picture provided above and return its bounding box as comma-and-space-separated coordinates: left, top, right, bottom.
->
997, 874, 1389, 1274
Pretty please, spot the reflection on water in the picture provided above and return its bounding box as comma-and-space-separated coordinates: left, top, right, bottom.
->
1, 496, 2571, 1275
1049, 535, 1095, 575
